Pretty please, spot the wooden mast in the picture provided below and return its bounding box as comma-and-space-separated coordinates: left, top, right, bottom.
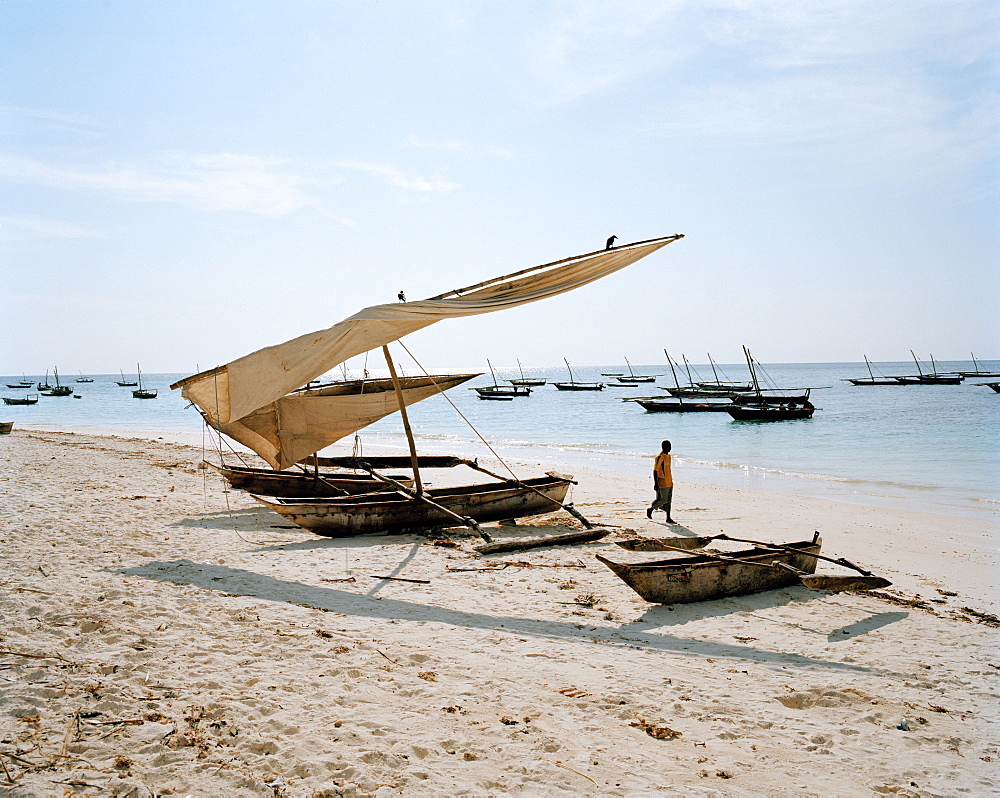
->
743, 346, 761, 395
383, 345, 423, 494
663, 349, 681, 391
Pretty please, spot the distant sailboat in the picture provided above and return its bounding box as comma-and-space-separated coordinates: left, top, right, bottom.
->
41, 368, 73, 397
472, 360, 531, 399
132, 365, 157, 399
509, 359, 546, 387
116, 369, 138, 387
843, 355, 899, 386
553, 358, 604, 391
75, 371, 94, 383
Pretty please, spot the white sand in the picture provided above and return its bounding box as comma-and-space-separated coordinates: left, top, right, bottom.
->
1, 428, 998, 796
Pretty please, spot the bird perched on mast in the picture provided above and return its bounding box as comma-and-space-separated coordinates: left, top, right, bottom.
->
606, 235, 617, 250
397, 290, 406, 302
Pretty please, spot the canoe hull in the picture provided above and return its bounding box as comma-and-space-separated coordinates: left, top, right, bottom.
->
209, 462, 411, 497
552, 382, 604, 391
598, 539, 821, 604
637, 400, 731, 413
253, 474, 573, 536
0, 421, 12, 434
727, 403, 814, 421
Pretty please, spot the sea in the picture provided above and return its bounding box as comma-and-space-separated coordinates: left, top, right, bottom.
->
4, 360, 998, 521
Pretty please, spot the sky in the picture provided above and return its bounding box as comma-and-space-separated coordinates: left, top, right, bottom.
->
1, 0, 997, 377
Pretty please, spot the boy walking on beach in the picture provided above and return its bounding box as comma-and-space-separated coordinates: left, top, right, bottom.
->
646, 439, 675, 523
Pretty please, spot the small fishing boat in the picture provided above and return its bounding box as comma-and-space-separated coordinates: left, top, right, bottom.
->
132, 365, 157, 399
949, 353, 1000, 379
205, 461, 413, 498
254, 472, 574, 536
598, 537, 824, 603
37, 371, 53, 391
636, 398, 732, 413
509, 359, 546, 387
75, 372, 94, 383
727, 347, 814, 407
0, 421, 12, 435
727, 401, 814, 421
472, 360, 532, 399
41, 368, 73, 396
3, 394, 39, 406
612, 357, 657, 383
116, 369, 138, 387
629, 351, 734, 411
5, 376, 34, 389
553, 359, 604, 391
173, 235, 684, 539
843, 355, 900, 386
890, 352, 963, 385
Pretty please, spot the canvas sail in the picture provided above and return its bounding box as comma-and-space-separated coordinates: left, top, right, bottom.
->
172, 235, 683, 427
215, 374, 476, 470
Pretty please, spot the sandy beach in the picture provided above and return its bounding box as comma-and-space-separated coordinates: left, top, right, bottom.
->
1, 427, 998, 796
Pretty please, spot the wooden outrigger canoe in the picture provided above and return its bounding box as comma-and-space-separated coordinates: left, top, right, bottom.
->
726, 401, 815, 421
205, 461, 412, 497
635, 398, 732, 413
252, 473, 573, 536
597, 538, 822, 604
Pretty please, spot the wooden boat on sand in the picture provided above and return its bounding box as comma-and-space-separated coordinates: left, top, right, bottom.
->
254, 473, 574, 536
0, 421, 13, 435
597, 537, 823, 604
205, 461, 413, 498
603, 533, 891, 601
171, 235, 684, 539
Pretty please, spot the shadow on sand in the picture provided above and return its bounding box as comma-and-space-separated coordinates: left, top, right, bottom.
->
115, 558, 890, 676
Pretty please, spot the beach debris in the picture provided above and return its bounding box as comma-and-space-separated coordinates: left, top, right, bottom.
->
432, 539, 460, 548
542, 758, 598, 785
417, 671, 437, 682
369, 575, 431, 584
557, 686, 590, 698
447, 559, 586, 572
473, 529, 610, 555
630, 716, 682, 740
499, 716, 519, 725
319, 576, 356, 583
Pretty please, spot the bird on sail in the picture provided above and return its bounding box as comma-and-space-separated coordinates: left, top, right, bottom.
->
606, 235, 617, 250
397, 290, 406, 302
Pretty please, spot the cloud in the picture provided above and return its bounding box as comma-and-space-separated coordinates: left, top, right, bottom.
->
0, 214, 105, 242
0, 151, 460, 217
331, 160, 461, 192
519, 1, 687, 107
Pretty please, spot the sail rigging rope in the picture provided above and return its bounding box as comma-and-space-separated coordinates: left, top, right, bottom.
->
395, 340, 523, 482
